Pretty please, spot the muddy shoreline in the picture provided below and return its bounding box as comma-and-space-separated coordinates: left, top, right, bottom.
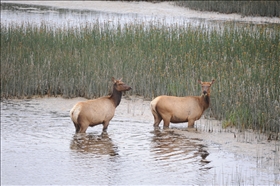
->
2, 1, 280, 24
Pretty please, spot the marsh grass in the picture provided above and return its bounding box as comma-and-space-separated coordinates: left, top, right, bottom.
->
1, 21, 279, 133
174, 1, 280, 18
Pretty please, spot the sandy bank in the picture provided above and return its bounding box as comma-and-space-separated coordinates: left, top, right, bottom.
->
2, 1, 280, 24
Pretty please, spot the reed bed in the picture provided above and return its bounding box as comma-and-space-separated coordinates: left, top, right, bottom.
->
1, 21, 279, 133
174, 1, 280, 18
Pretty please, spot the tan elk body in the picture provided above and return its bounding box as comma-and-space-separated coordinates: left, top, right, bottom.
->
150, 80, 215, 128
70, 77, 131, 133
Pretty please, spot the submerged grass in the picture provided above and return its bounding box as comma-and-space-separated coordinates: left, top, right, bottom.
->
1, 21, 279, 133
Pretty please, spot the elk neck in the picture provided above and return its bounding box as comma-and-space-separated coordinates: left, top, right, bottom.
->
200, 94, 210, 110
110, 85, 122, 107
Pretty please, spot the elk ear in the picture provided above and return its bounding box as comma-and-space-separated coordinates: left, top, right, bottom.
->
119, 77, 123, 81
112, 77, 116, 83
211, 79, 215, 85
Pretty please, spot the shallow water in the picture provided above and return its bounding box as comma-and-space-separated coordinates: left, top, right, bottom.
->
0, 2, 244, 31
1, 97, 279, 185
0, 2, 201, 28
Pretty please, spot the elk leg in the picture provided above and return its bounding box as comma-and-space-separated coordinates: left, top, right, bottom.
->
152, 109, 162, 127
102, 121, 109, 132
75, 123, 81, 133
153, 121, 162, 128
80, 125, 87, 133
188, 120, 195, 128
153, 115, 162, 128
79, 124, 88, 133
76, 117, 88, 133
163, 118, 170, 129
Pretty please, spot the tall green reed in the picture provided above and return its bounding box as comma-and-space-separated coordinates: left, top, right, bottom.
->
174, 1, 280, 17
1, 21, 279, 133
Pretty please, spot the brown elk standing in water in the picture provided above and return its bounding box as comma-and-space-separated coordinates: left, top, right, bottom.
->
70, 77, 131, 133
150, 79, 215, 128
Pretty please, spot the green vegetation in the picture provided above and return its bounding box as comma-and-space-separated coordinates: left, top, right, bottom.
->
1, 21, 279, 133
174, 1, 280, 18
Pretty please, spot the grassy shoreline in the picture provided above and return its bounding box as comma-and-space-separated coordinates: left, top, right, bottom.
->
1, 21, 279, 133
174, 1, 280, 18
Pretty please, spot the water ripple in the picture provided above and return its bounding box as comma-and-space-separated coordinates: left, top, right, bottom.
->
1, 98, 279, 185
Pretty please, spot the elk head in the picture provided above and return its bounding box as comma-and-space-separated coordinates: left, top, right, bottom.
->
112, 77, 132, 92
198, 79, 215, 96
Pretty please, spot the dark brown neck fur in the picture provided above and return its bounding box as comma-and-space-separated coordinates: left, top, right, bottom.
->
200, 94, 210, 110
110, 85, 122, 107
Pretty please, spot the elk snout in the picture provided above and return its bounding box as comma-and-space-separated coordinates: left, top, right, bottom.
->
127, 86, 132, 90
203, 91, 207, 95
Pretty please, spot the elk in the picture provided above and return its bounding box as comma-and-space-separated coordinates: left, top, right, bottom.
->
150, 79, 215, 128
70, 77, 131, 133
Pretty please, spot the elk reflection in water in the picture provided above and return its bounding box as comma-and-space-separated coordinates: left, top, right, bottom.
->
151, 129, 211, 169
70, 132, 118, 156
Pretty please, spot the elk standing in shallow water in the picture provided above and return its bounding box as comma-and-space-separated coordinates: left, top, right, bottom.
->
150, 79, 215, 128
70, 77, 131, 133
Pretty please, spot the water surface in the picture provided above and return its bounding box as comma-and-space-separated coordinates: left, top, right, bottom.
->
1, 97, 279, 185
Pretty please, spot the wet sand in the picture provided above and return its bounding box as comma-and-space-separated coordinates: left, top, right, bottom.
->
2, 1, 280, 24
